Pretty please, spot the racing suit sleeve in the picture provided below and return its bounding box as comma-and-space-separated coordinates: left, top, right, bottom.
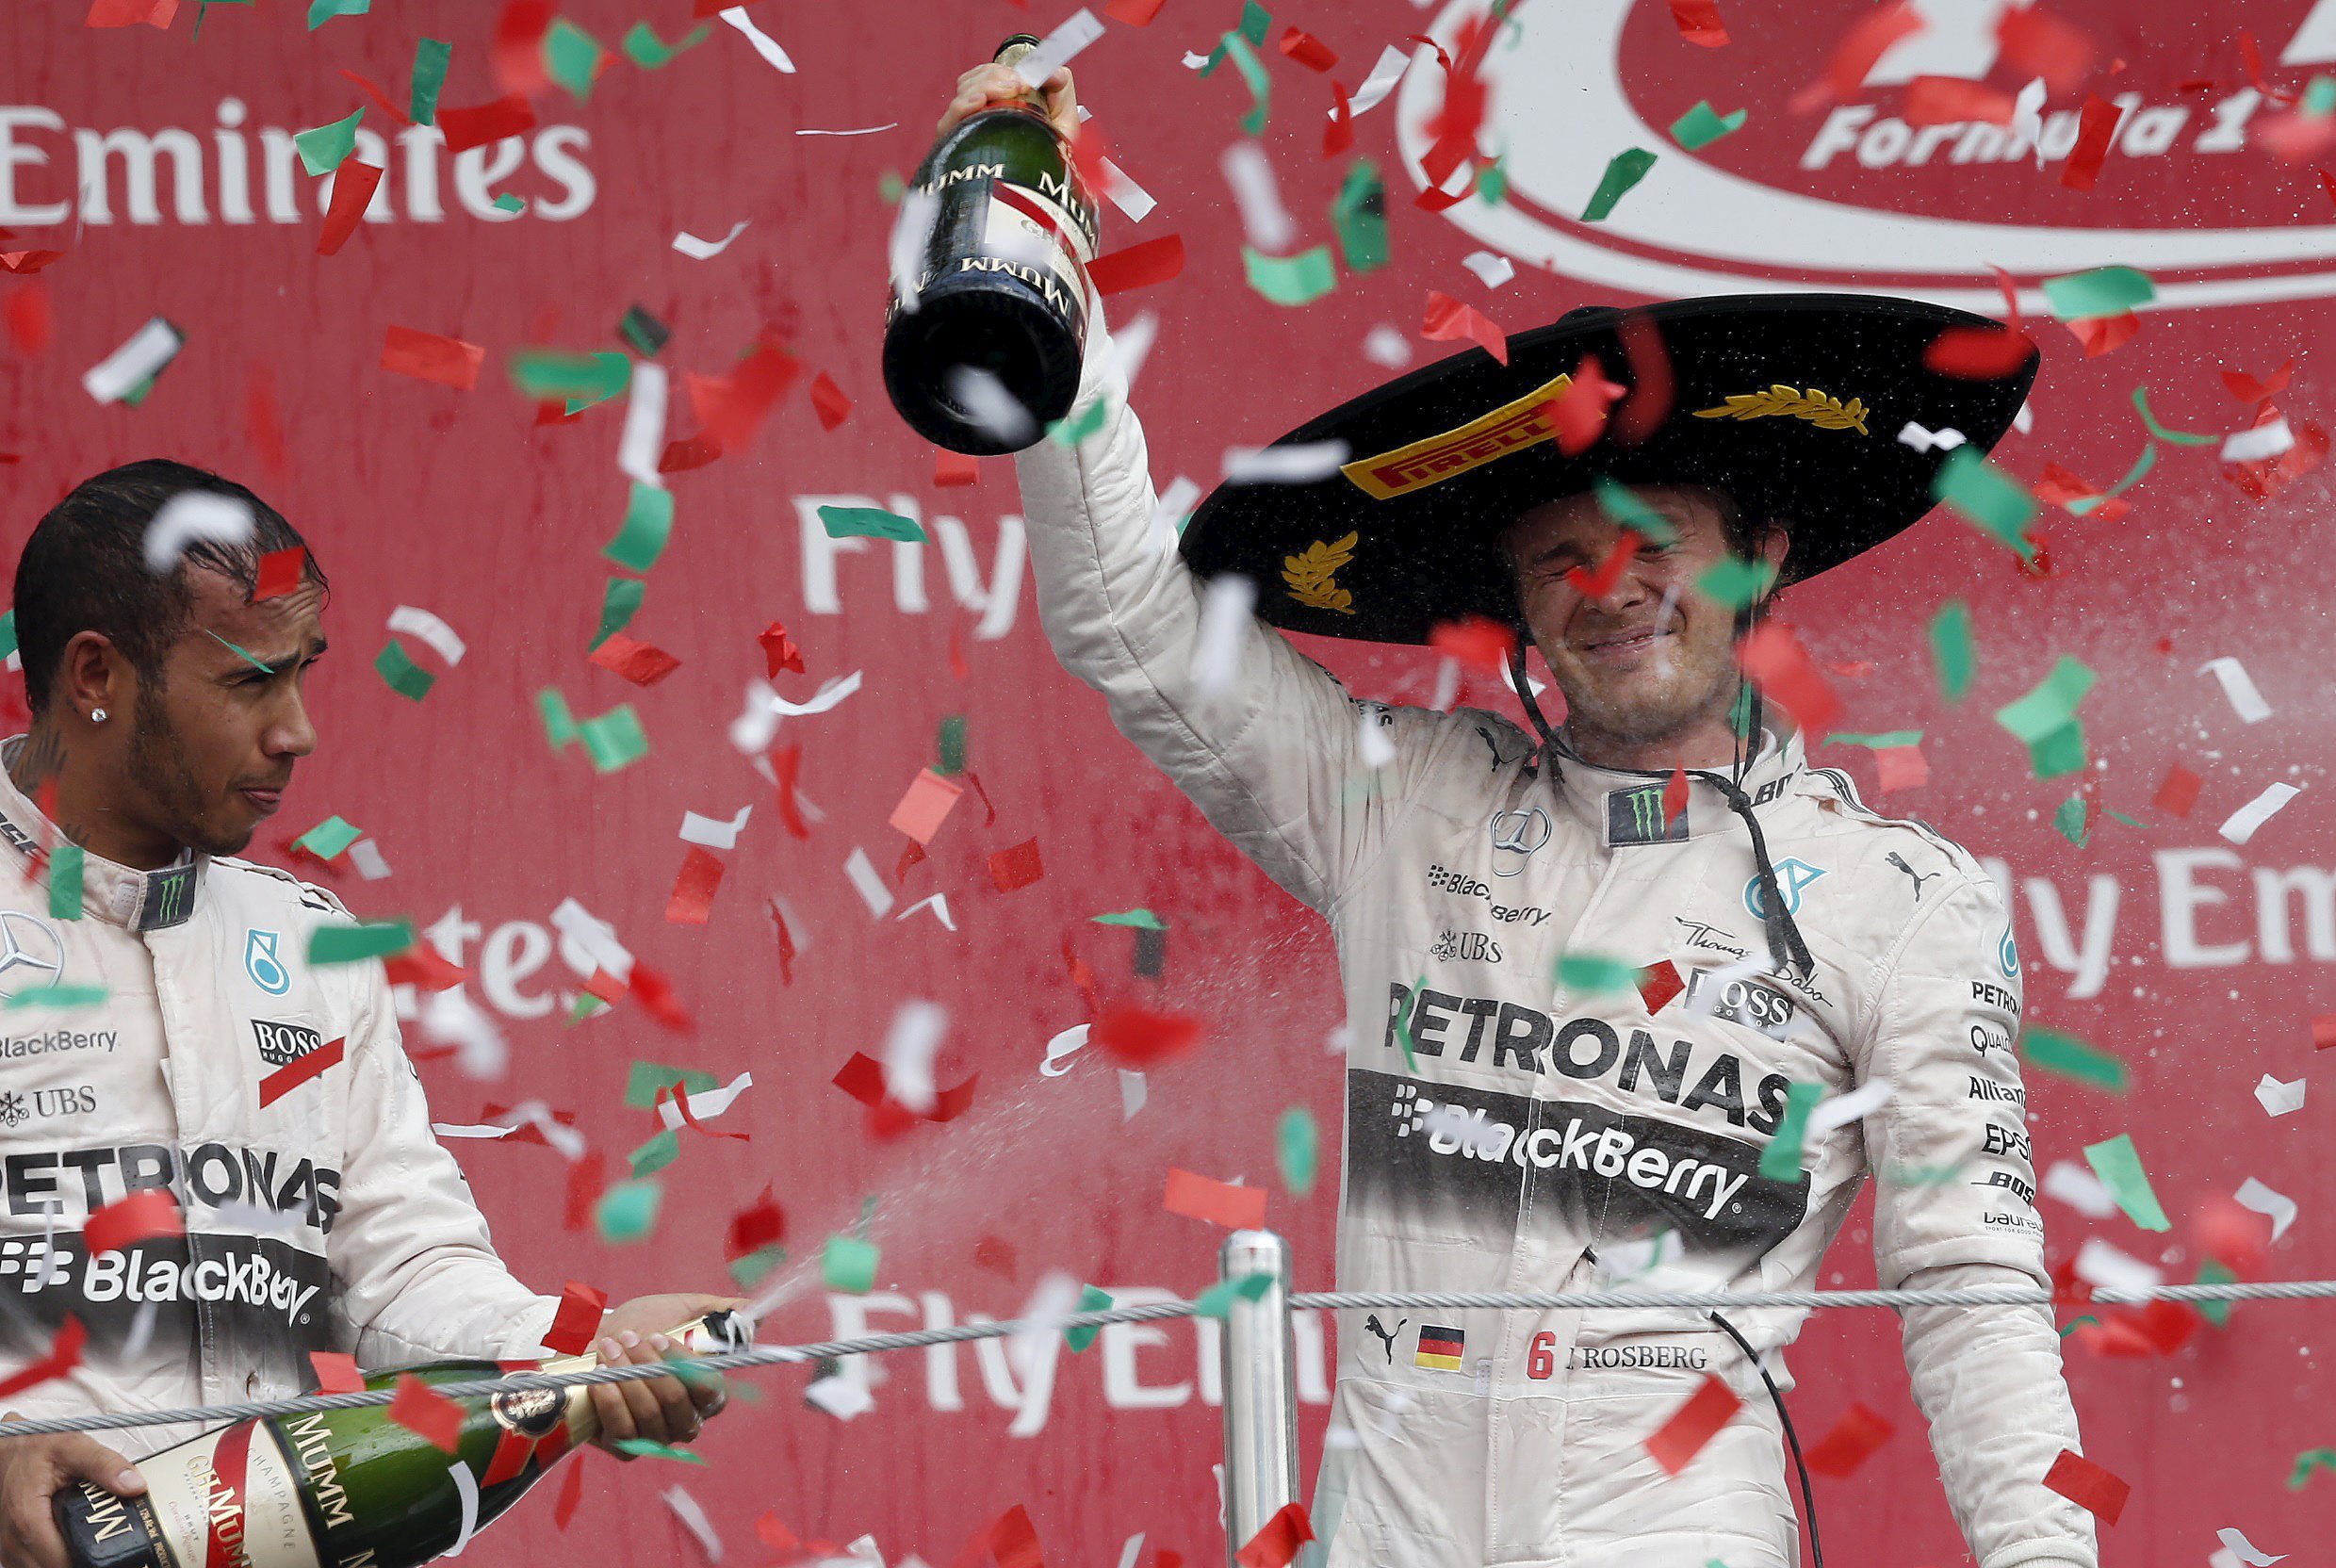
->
328, 972, 559, 1366
1012, 306, 1439, 914
1855, 873, 2097, 1568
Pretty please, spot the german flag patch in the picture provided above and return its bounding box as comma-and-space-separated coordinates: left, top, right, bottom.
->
1413, 1325, 1465, 1372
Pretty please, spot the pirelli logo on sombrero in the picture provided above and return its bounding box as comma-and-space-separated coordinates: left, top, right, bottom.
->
1341, 371, 1575, 499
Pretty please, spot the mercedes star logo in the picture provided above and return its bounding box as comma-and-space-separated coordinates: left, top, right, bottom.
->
0, 910, 65, 1000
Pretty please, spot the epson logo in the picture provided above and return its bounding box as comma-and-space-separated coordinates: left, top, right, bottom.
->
252, 1020, 322, 1069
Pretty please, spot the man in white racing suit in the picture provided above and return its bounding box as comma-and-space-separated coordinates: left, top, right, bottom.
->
945, 57, 2097, 1568
0, 461, 732, 1568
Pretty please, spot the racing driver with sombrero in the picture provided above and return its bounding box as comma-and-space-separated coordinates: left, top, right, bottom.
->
945, 61, 2095, 1568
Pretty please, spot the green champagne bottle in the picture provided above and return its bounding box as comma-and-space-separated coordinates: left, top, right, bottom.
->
54, 1314, 747, 1568
882, 34, 1101, 455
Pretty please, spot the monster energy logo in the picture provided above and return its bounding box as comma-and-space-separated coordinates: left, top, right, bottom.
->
1605, 784, 1686, 847
139, 865, 196, 931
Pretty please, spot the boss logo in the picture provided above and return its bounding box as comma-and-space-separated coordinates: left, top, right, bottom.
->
252, 1020, 323, 1068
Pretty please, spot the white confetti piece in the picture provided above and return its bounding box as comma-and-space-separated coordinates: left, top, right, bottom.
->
1014, 8, 1104, 87
143, 491, 253, 575
348, 839, 391, 881
84, 316, 184, 404
2219, 781, 2301, 845
663, 1486, 724, 1562
1358, 707, 1396, 769
2217, 1527, 2285, 1566
895, 892, 956, 929
1119, 1068, 1147, 1120
618, 361, 668, 490
1009, 1271, 1082, 1377
1220, 140, 1293, 253
945, 367, 1037, 448
433, 1120, 522, 1140
680, 807, 753, 850
795, 123, 898, 138
1364, 324, 1413, 367
2255, 1073, 2307, 1117
1429, 656, 1462, 712
2237, 1175, 2298, 1241
880, 1001, 947, 1114
888, 187, 941, 313
1897, 421, 1965, 453
1109, 310, 1159, 392
2073, 1237, 2163, 1298
1223, 440, 1350, 483
2012, 400, 2034, 433
2010, 76, 2048, 169
386, 605, 466, 666
843, 848, 893, 919
673, 220, 749, 259
1150, 474, 1201, 556
1040, 1023, 1089, 1077
657, 1070, 755, 1131
1190, 574, 1257, 694
2197, 656, 2272, 723
550, 898, 633, 982
122, 1299, 158, 1360
2221, 418, 2294, 464
1098, 155, 1155, 220
769, 670, 865, 717
1460, 251, 1514, 288
807, 1375, 874, 1420
2041, 1160, 2119, 1218
1182, 50, 1211, 70
443, 1462, 481, 1557
718, 7, 794, 72
1342, 44, 1414, 118
422, 987, 506, 1080
1116, 1534, 1147, 1568
1806, 1078, 1892, 1135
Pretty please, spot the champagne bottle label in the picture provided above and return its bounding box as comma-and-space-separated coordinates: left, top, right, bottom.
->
982, 182, 1094, 297
125, 1417, 322, 1568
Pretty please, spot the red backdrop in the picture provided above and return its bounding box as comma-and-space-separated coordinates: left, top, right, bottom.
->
5, 0, 2335, 1562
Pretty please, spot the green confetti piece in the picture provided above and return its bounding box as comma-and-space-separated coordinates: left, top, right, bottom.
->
604, 483, 676, 572
294, 814, 362, 860
1931, 448, 2035, 555
1243, 244, 1337, 306
1331, 159, 1388, 273
579, 705, 649, 773
2057, 1314, 2099, 1339
1192, 1273, 1275, 1319
306, 0, 368, 29
1827, 730, 1923, 749
622, 21, 710, 69
629, 1128, 681, 1176
727, 1244, 785, 1291
1693, 556, 1777, 610
1929, 600, 1974, 701
1669, 101, 1746, 151
2020, 1027, 2129, 1093
0, 610, 16, 662
2130, 385, 2217, 447
2289, 1447, 2336, 1490
2065, 442, 2156, 515
536, 687, 578, 750
2052, 794, 2089, 846
48, 842, 82, 922
1476, 155, 1508, 205
2082, 1132, 2170, 1232
1220, 34, 1272, 135
816, 505, 926, 542
596, 577, 645, 649
1393, 974, 1424, 1074
1555, 951, 1640, 995
1237, 0, 1271, 45
2194, 1260, 2237, 1330
877, 168, 907, 204
1278, 1107, 1319, 1197
565, 993, 608, 1025
937, 713, 967, 776
544, 18, 608, 101
1757, 1082, 1822, 1181
409, 39, 451, 126
1065, 1285, 1115, 1352
1047, 400, 1109, 448
1593, 479, 1677, 545
308, 921, 415, 965
492, 193, 527, 215
2307, 75, 2336, 116
1728, 678, 1757, 740
2104, 808, 2145, 829
6, 985, 107, 1010
618, 304, 670, 359
823, 1233, 880, 1294
1995, 656, 2096, 779
1092, 908, 1167, 929
375, 641, 435, 701
293, 107, 365, 177
204, 629, 271, 673
509, 349, 630, 404
595, 1179, 662, 1244
1582, 147, 1658, 222
2040, 265, 2155, 321
625, 1061, 720, 1108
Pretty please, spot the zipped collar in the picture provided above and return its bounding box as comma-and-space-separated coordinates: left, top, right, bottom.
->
0, 736, 205, 932
1544, 725, 1805, 847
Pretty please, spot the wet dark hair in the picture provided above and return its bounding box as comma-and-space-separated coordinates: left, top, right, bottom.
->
13, 459, 327, 715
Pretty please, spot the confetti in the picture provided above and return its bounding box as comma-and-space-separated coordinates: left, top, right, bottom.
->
716, 6, 794, 72
1460, 251, 1513, 288
595, 1178, 662, 1243
86, 1189, 184, 1254
1330, 161, 1389, 273
1993, 655, 2094, 778
665, 847, 723, 924
823, 1234, 879, 1294
293, 107, 365, 177
1234, 1504, 1313, 1568
308, 921, 415, 965
1242, 245, 1337, 306
1804, 1403, 1894, 1477
2083, 1134, 2170, 1232
388, 1374, 464, 1452
1088, 234, 1185, 294
1932, 448, 2036, 554
1014, 8, 1105, 88
1647, 1374, 1742, 1475
1422, 289, 1508, 364
2219, 783, 2301, 845
2021, 1028, 2129, 1093
2255, 1074, 2306, 1117
1806, 1078, 1892, 1135
2132, 385, 2217, 447
84, 317, 184, 404
1581, 148, 1658, 221
294, 815, 363, 860
1093, 1003, 1203, 1066
1164, 1168, 1266, 1230
1791, 2, 1923, 113
544, 19, 608, 100
673, 220, 750, 260
309, 1351, 364, 1394
2289, 1448, 2336, 1490
1638, 960, 1685, 1013
409, 38, 451, 125
384, 606, 465, 668
1670, 0, 1728, 46
2216, 1528, 2286, 1566
809, 371, 853, 432
1669, 101, 1746, 150
2236, 1175, 2298, 1242
2042, 265, 2155, 321
2060, 94, 2124, 189
2042, 1450, 2129, 1525
382, 327, 482, 390
619, 363, 669, 490
0, 1318, 83, 1398
1737, 624, 1843, 736
1757, 1081, 1822, 1180
142, 491, 253, 575
543, 1282, 609, 1356
317, 161, 382, 256
604, 484, 676, 572
816, 505, 925, 543
2222, 418, 2295, 464
1277, 1108, 1318, 1197
1190, 574, 1258, 693
578, 704, 650, 773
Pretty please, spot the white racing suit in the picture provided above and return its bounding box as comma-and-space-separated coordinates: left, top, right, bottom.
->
0, 743, 557, 1458
1015, 325, 2096, 1568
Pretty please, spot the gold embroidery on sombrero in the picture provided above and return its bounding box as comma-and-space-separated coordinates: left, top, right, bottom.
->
1691, 384, 1870, 435
1282, 532, 1359, 613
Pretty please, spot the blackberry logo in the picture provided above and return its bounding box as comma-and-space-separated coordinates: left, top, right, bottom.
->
0, 1236, 72, 1291
0, 1093, 24, 1128
1389, 1082, 1426, 1136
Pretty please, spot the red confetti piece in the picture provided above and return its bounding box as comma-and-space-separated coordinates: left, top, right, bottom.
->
890, 768, 966, 844
317, 161, 382, 257
1093, 1003, 1205, 1066
1104, 0, 1166, 23
437, 97, 538, 156
627, 962, 694, 1033
258, 1036, 345, 1108
1637, 959, 1685, 1013
309, 1352, 364, 1395
1804, 1402, 1895, 1477
2322, 168, 2336, 206
771, 745, 811, 840
974, 1234, 1018, 1278
2152, 763, 2201, 818
2042, 1449, 2130, 1525
337, 68, 411, 128
1661, 764, 1690, 828
491, 0, 555, 98
2033, 462, 2121, 520
86, 0, 175, 26
1413, 167, 1481, 212
2222, 358, 2295, 403
1995, 3, 2096, 93
702, 342, 798, 455
1234, 1503, 1314, 1568
1418, 17, 1496, 188
253, 548, 307, 602
1324, 81, 1355, 157
988, 839, 1045, 892
1277, 27, 1337, 72
660, 433, 723, 472
2237, 29, 2298, 107
2059, 95, 2123, 190
1669, 0, 1728, 47
1547, 353, 1629, 454
2316, 1015, 2336, 1051
2067, 311, 2138, 356
1062, 935, 1102, 1019
587, 632, 681, 687
1903, 76, 2016, 126
725, 1190, 786, 1261
1645, 1373, 1742, 1474
1611, 312, 1674, 444
562, 1152, 607, 1232
0, 248, 67, 276
1422, 289, 1509, 365
1565, 533, 1642, 600
767, 900, 796, 986
544, 1282, 608, 1355
1087, 234, 1184, 295
1428, 614, 1516, 676
809, 370, 853, 431
384, 943, 466, 991
382, 326, 483, 390
1164, 1168, 1267, 1230
665, 847, 724, 925
1737, 624, 1843, 736
85, 1188, 184, 1255
3, 283, 51, 356
935, 449, 982, 486
1790, 2, 1922, 114
552, 1454, 585, 1529
662, 1079, 751, 1142
389, 1373, 466, 1452
985, 1505, 1045, 1568
1874, 744, 1929, 793
758, 622, 805, 678
0, 1316, 84, 1397
831, 1052, 979, 1134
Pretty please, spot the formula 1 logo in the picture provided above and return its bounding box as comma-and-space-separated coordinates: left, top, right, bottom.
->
1744, 858, 1827, 919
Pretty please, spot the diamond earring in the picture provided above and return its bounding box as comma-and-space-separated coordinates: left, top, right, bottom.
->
90, 708, 106, 724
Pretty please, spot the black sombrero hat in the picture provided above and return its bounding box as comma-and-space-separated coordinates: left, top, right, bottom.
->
1179, 292, 2039, 646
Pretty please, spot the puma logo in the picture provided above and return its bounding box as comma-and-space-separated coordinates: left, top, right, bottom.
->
1887, 852, 1938, 901
1364, 1314, 1406, 1365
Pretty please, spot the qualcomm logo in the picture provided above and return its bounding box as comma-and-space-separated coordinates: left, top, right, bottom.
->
1397, 0, 2336, 312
